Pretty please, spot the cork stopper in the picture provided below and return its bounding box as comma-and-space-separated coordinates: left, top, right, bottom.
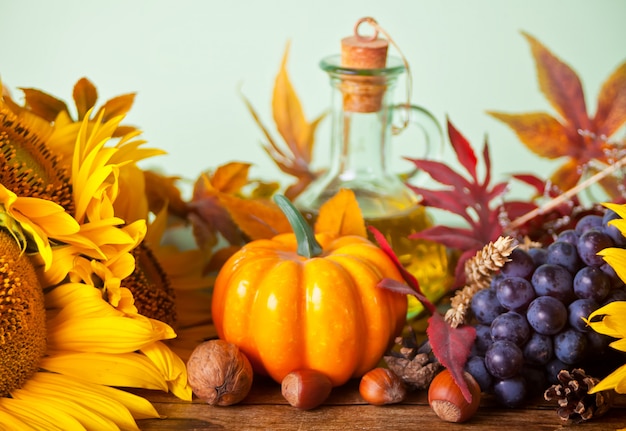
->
341, 35, 388, 69
339, 18, 389, 112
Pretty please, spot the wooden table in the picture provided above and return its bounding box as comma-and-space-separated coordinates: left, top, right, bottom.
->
139, 289, 626, 430
136, 382, 626, 431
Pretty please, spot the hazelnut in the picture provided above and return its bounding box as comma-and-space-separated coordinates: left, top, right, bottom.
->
281, 369, 333, 410
428, 369, 481, 423
186, 339, 253, 406
359, 367, 407, 405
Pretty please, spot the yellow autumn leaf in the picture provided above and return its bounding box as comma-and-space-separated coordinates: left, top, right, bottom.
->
315, 189, 366, 238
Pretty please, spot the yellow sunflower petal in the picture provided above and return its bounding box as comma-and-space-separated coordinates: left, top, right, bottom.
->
141, 341, 193, 401
0, 185, 79, 270
46, 282, 123, 320
31, 372, 160, 420
0, 397, 83, 431
589, 363, 626, 394
609, 337, 626, 352
603, 202, 626, 222
12, 388, 117, 430
47, 315, 174, 353
598, 248, 626, 284
587, 301, 626, 339
0, 405, 35, 431
28, 373, 145, 430
40, 351, 169, 391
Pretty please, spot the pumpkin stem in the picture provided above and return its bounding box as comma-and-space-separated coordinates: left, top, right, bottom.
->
274, 194, 323, 258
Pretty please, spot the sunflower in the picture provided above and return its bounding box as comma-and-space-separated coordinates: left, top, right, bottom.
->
0, 191, 182, 429
8, 78, 211, 330
585, 202, 626, 395
0, 85, 192, 429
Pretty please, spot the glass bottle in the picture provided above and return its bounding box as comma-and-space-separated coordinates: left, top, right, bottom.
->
295, 26, 453, 317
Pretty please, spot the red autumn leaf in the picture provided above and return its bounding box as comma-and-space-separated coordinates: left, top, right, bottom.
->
407, 118, 518, 284
372, 225, 476, 403
369, 225, 436, 315
426, 313, 477, 403
488, 32, 626, 195
447, 119, 478, 181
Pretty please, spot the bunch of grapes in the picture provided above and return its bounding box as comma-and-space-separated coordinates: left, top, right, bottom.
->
465, 209, 626, 407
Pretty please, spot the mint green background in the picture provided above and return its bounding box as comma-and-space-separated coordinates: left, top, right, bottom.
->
1, 0, 625, 208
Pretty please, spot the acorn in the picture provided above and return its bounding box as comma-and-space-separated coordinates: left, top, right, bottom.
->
359, 367, 407, 405
281, 369, 333, 410
428, 369, 481, 423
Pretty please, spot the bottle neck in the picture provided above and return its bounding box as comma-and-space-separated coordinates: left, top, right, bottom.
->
294, 57, 418, 217
327, 74, 395, 181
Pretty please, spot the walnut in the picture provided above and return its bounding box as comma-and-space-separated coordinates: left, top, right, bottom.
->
186, 339, 253, 406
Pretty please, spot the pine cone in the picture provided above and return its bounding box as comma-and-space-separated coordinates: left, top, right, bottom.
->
384, 335, 441, 390
544, 368, 613, 423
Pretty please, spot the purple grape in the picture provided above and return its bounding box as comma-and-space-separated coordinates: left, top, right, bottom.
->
528, 247, 548, 266
471, 288, 505, 325
554, 328, 589, 364
465, 356, 493, 392
603, 288, 626, 305
522, 332, 553, 365
493, 376, 527, 407
546, 241, 582, 274
531, 263, 575, 303
602, 209, 626, 246
573, 266, 610, 302
491, 311, 530, 346
495, 276, 536, 312
557, 229, 579, 245
575, 214, 603, 234
500, 248, 535, 279
577, 229, 614, 266
490, 272, 505, 289
485, 340, 524, 379
600, 262, 625, 289
472, 324, 493, 356
586, 330, 612, 354
526, 296, 567, 335
567, 298, 598, 332
545, 358, 570, 385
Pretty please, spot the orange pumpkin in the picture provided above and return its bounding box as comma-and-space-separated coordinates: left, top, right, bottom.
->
211, 195, 407, 387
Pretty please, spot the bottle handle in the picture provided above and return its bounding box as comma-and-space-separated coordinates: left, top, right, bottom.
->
392, 103, 443, 161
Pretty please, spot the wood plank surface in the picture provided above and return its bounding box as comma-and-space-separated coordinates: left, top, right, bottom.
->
136, 379, 626, 431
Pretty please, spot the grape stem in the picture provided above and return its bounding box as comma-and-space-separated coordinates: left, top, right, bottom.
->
507, 154, 626, 232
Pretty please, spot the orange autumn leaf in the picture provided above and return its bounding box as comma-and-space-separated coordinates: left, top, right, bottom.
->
96, 93, 137, 124
143, 170, 189, 219
189, 161, 287, 257
73, 77, 98, 120
20, 87, 69, 122
315, 189, 366, 238
488, 32, 626, 194
218, 194, 291, 240
17, 77, 139, 135
242, 42, 325, 200
210, 162, 252, 194
273, 41, 314, 164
